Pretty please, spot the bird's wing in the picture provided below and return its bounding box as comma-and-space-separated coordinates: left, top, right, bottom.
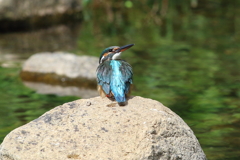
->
96, 61, 112, 94
119, 60, 133, 94
97, 60, 133, 95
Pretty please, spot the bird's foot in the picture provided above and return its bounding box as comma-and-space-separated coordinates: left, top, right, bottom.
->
118, 102, 126, 106
106, 94, 115, 101
106, 102, 126, 107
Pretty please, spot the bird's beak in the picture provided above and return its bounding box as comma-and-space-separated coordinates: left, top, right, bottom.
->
115, 44, 134, 53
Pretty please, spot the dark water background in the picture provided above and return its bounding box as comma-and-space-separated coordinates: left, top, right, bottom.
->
1, 1, 240, 159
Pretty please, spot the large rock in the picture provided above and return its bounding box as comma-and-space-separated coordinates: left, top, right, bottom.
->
0, 0, 82, 20
21, 52, 98, 80
0, 96, 206, 160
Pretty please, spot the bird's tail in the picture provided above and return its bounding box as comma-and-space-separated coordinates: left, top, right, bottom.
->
114, 95, 127, 106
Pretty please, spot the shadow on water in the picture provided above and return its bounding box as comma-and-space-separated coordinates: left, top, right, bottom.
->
0, 1, 240, 160
20, 71, 98, 98
0, 24, 80, 55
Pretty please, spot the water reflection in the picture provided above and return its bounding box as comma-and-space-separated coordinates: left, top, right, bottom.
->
23, 81, 98, 98
0, 25, 80, 55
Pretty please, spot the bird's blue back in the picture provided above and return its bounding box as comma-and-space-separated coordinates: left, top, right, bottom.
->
97, 60, 133, 103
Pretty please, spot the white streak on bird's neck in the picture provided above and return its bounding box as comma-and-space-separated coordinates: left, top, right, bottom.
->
100, 56, 105, 64
112, 52, 122, 60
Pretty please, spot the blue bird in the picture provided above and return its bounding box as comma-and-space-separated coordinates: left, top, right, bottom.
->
96, 44, 134, 106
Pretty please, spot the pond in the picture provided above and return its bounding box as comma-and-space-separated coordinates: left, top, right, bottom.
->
0, 1, 240, 159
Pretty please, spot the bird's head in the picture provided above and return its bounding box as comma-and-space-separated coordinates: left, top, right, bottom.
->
99, 44, 134, 64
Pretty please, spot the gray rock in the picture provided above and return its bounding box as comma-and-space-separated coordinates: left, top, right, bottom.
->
0, 0, 81, 20
0, 96, 207, 160
22, 52, 99, 80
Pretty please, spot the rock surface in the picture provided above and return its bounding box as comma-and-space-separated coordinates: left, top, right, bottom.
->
0, 96, 206, 160
21, 52, 98, 80
0, 0, 81, 20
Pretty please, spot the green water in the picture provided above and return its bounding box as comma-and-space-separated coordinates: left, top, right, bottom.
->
1, 1, 240, 159
0, 67, 78, 139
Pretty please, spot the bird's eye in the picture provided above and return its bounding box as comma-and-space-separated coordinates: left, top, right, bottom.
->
108, 49, 113, 52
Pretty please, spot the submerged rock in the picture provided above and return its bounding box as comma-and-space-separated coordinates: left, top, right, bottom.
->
21, 52, 98, 81
0, 96, 207, 160
20, 52, 98, 98
21, 52, 98, 79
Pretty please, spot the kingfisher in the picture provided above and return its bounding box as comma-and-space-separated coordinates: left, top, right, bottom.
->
96, 44, 134, 106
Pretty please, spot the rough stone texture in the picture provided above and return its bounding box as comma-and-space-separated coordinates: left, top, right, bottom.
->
0, 0, 82, 20
22, 52, 98, 80
0, 96, 207, 160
